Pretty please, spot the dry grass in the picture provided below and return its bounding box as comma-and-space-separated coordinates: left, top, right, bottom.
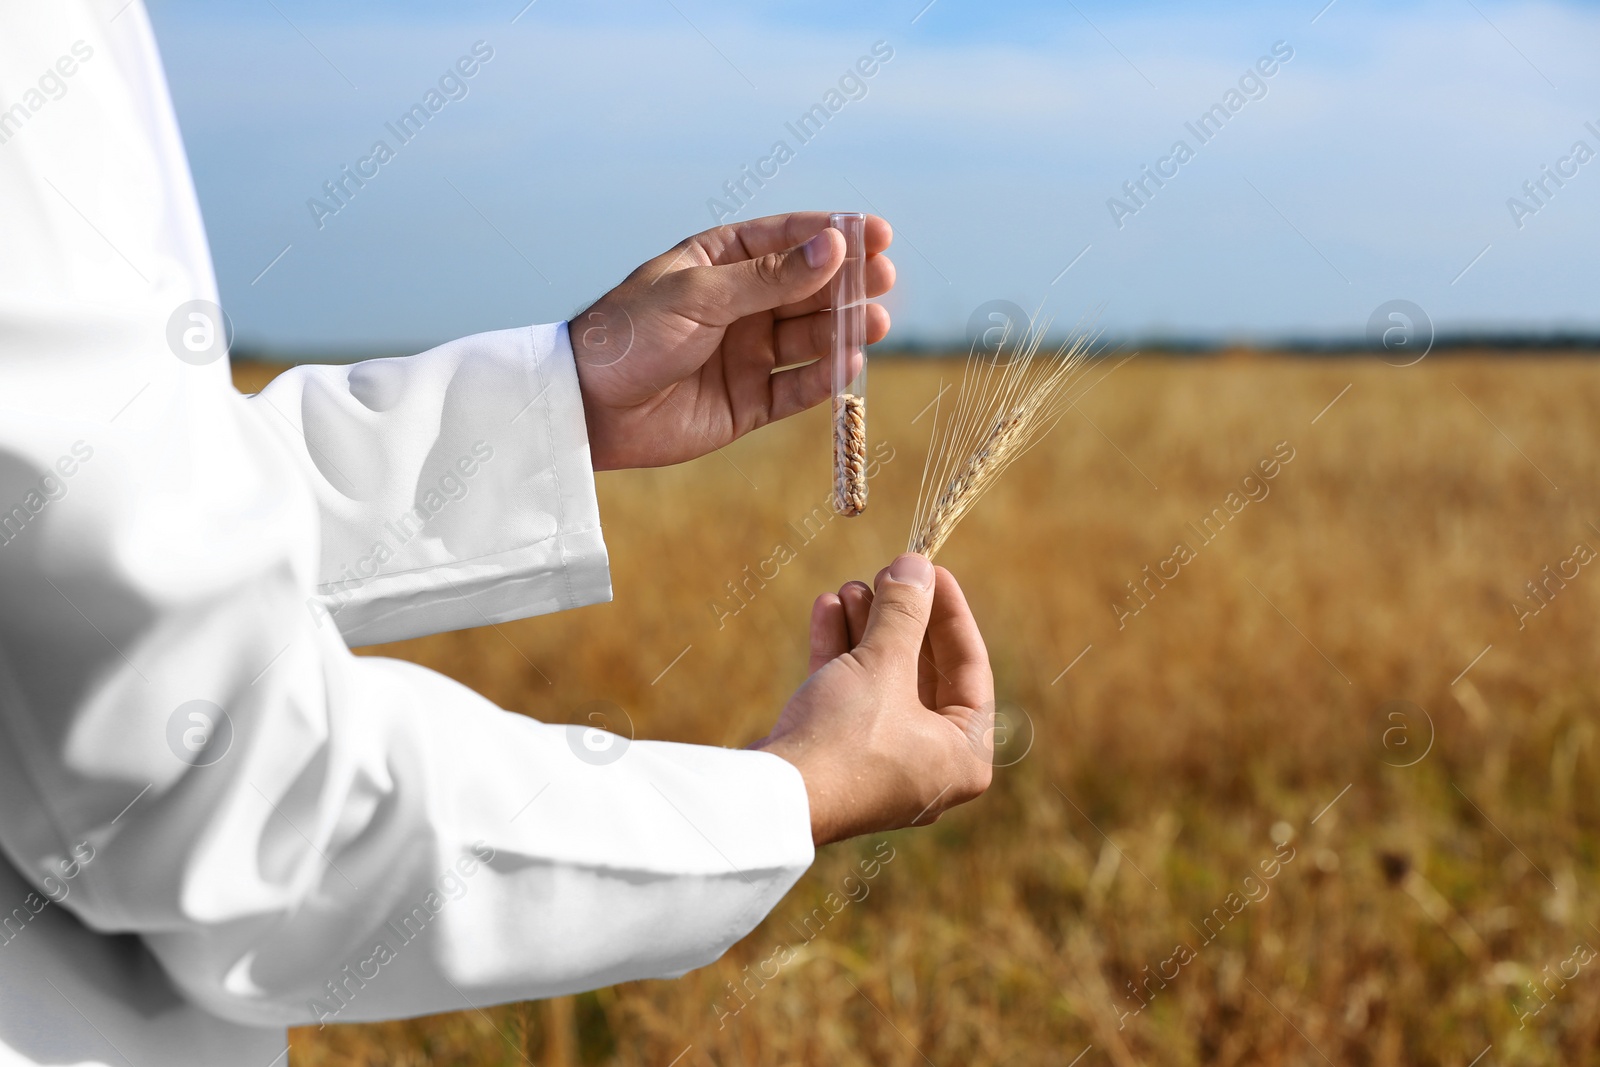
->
233, 353, 1600, 1067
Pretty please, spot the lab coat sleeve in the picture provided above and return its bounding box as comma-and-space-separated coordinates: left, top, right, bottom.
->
245, 321, 613, 647
0, 0, 814, 1031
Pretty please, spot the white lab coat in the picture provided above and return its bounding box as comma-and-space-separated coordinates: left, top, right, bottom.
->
0, 3, 813, 1064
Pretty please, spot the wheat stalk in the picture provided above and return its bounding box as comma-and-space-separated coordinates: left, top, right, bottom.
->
908, 318, 1101, 558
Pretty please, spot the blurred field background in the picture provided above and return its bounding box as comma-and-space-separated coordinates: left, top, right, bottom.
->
234, 353, 1600, 1067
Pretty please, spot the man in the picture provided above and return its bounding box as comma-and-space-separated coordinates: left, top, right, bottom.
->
0, 3, 994, 1063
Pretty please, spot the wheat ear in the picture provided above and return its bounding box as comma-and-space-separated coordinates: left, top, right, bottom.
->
908, 320, 1100, 559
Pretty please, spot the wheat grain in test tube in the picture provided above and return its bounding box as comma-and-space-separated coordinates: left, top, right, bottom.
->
830, 212, 867, 516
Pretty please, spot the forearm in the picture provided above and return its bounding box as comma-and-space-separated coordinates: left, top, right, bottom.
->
143, 656, 814, 1026
248, 322, 610, 645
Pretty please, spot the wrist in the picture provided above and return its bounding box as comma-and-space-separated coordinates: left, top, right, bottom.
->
753, 734, 841, 847
567, 308, 623, 472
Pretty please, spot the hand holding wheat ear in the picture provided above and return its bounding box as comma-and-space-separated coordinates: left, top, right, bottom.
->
908, 321, 1099, 558
754, 555, 994, 846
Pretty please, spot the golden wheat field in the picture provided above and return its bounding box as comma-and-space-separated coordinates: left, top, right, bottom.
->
233, 353, 1600, 1067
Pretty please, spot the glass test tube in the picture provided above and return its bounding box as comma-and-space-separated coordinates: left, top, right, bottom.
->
830, 212, 867, 517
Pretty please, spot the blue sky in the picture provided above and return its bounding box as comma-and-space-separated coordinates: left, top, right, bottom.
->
148, 0, 1600, 352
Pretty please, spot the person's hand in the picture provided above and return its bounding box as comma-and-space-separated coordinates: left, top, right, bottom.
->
753, 554, 995, 846
569, 212, 894, 471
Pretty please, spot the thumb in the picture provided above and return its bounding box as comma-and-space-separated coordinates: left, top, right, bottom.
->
711, 227, 843, 322
853, 554, 936, 668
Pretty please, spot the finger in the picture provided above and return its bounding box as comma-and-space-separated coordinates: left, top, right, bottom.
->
774, 302, 892, 369
809, 593, 848, 673
699, 212, 893, 263
768, 306, 891, 422
853, 554, 936, 672
918, 629, 938, 709
924, 567, 993, 713
695, 229, 842, 325
839, 581, 873, 648
774, 252, 896, 320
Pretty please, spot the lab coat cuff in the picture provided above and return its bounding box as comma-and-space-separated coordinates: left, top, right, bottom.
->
323, 322, 611, 645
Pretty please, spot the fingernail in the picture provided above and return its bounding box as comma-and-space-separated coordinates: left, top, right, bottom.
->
887, 554, 933, 589
803, 231, 832, 269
